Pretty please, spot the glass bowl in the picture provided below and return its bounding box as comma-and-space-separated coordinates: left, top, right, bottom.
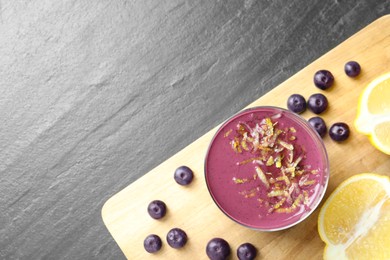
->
204, 106, 329, 231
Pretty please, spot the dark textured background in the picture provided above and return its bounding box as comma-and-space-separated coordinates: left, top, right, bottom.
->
1, 0, 389, 259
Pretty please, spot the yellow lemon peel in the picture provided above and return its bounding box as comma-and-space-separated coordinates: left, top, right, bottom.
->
355, 73, 390, 154
318, 173, 390, 259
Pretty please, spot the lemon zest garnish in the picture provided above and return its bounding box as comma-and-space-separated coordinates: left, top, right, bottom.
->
284, 167, 296, 177
255, 166, 269, 189
276, 175, 290, 186
224, 129, 232, 137
291, 155, 303, 168
289, 127, 297, 133
232, 177, 248, 184
301, 180, 316, 186
241, 140, 249, 151
239, 187, 258, 198
279, 140, 294, 150
266, 156, 274, 166
275, 207, 294, 213
293, 194, 303, 207
275, 155, 282, 168
265, 117, 274, 136
267, 189, 286, 197
229, 116, 318, 216
231, 138, 242, 153
273, 197, 286, 209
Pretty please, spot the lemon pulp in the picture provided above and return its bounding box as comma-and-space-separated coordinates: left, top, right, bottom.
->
318, 173, 390, 260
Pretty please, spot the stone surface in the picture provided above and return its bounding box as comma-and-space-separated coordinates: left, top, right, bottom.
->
0, 0, 388, 259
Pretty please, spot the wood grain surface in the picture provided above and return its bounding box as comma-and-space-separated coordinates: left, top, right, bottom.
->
2, 1, 390, 259
102, 15, 390, 259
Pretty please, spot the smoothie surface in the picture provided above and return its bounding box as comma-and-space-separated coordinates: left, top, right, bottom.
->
205, 107, 329, 230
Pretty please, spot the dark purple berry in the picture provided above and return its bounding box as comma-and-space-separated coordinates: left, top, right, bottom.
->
287, 94, 306, 114
144, 234, 162, 253
329, 122, 350, 142
174, 166, 194, 185
147, 200, 167, 219
166, 228, 187, 249
344, 61, 361, 77
308, 93, 328, 114
308, 117, 327, 138
237, 243, 257, 260
206, 238, 231, 260
314, 70, 334, 90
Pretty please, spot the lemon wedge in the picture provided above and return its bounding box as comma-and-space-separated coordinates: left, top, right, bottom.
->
354, 73, 390, 154
318, 173, 390, 259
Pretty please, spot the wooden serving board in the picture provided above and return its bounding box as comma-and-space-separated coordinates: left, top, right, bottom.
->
102, 15, 390, 259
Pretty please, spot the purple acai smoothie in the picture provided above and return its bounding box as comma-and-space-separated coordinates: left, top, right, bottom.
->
205, 107, 329, 231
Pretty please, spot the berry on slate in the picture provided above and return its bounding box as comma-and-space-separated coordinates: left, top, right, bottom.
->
287, 94, 306, 114
206, 237, 231, 260
166, 228, 187, 249
329, 122, 350, 142
237, 243, 257, 260
144, 234, 162, 253
344, 61, 361, 77
147, 200, 167, 219
174, 166, 194, 185
308, 116, 327, 138
314, 70, 334, 90
307, 93, 328, 114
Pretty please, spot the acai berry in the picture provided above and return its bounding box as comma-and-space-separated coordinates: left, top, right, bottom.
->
147, 200, 167, 219
287, 94, 306, 114
174, 166, 194, 185
237, 243, 257, 260
166, 228, 188, 249
308, 93, 328, 114
144, 234, 162, 253
314, 70, 334, 90
329, 122, 350, 142
308, 116, 327, 138
206, 237, 231, 260
344, 61, 361, 77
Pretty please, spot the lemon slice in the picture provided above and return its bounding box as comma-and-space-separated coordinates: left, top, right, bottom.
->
318, 173, 390, 259
355, 73, 390, 154
369, 120, 390, 155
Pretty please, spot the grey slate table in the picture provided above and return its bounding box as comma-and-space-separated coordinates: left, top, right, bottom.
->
1, 1, 389, 259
